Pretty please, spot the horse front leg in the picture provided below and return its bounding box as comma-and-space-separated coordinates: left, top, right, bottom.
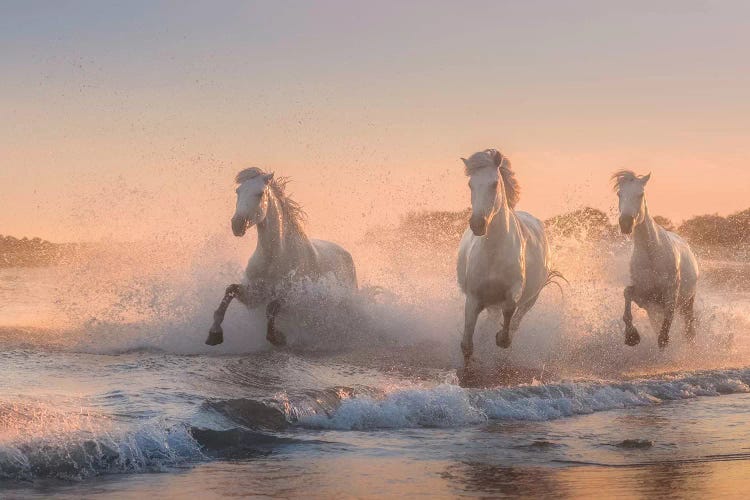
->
496, 300, 517, 349
658, 290, 678, 349
265, 298, 287, 347
207, 284, 246, 345
461, 296, 483, 367
623, 285, 640, 346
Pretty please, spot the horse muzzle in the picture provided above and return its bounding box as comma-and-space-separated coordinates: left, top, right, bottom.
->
619, 215, 634, 235
231, 216, 248, 237
469, 215, 487, 236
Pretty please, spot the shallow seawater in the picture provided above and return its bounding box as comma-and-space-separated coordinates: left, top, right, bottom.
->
1, 243, 750, 498
3, 346, 750, 499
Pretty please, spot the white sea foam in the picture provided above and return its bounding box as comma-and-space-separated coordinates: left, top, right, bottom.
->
0, 411, 203, 481
299, 368, 750, 430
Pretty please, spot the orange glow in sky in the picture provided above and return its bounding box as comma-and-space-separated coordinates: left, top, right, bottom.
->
1, 1, 749, 242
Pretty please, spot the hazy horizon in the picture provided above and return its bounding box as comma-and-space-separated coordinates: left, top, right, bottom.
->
2, 1, 749, 242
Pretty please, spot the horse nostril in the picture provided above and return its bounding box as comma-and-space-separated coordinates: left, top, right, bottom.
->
232, 217, 247, 236
619, 215, 634, 234
469, 216, 487, 236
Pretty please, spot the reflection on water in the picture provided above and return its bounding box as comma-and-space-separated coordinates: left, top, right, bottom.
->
4, 394, 750, 498
7, 454, 749, 499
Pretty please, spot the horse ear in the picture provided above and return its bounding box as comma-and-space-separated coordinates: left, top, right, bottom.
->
263, 173, 274, 184
641, 172, 651, 184
460, 158, 468, 167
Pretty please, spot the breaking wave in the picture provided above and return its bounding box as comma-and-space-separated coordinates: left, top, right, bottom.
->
3, 367, 750, 481
298, 368, 750, 430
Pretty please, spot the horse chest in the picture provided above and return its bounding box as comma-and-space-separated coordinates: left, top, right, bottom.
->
630, 252, 676, 306
465, 254, 524, 302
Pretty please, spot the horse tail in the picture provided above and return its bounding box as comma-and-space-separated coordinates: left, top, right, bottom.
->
542, 269, 568, 298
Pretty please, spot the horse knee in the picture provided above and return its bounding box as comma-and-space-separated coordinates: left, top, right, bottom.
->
266, 299, 282, 319
679, 295, 695, 314
624, 286, 634, 300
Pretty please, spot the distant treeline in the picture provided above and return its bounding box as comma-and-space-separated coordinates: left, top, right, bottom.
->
4, 206, 748, 268
545, 207, 750, 246
374, 206, 750, 248
0, 235, 77, 268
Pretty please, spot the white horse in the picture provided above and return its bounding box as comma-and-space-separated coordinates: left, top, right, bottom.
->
613, 171, 699, 347
206, 167, 357, 346
457, 149, 556, 367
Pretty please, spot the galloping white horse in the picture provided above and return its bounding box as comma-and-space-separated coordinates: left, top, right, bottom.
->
613, 171, 698, 347
206, 167, 357, 346
457, 149, 555, 367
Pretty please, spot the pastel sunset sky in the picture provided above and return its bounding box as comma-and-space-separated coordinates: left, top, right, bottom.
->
2, 0, 749, 242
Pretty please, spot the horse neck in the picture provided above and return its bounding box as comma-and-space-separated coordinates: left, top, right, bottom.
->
485, 194, 517, 246
255, 192, 313, 265
633, 201, 661, 252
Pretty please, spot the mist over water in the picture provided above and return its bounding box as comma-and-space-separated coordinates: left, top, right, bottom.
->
15, 211, 748, 375
1, 194, 749, 489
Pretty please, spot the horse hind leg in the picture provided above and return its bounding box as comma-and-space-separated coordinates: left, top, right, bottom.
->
509, 298, 535, 334
680, 295, 697, 343
496, 300, 517, 349
266, 299, 287, 347
657, 291, 677, 349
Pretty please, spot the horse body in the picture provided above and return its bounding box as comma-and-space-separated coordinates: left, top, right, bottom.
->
613, 170, 698, 347
457, 150, 553, 367
206, 168, 357, 346
458, 211, 549, 308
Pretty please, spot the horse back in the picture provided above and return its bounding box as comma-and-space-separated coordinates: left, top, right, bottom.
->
310, 239, 358, 289
516, 211, 551, 271
666, 231, 699, 294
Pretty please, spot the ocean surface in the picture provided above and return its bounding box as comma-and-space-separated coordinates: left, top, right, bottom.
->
1, 237, 749, 498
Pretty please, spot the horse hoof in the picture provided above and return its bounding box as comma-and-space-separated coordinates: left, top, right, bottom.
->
624, 326, 640, 346
206, 327, 224, 346
496, 332, 511, 349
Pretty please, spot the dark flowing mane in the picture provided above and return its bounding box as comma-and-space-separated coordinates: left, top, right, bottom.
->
235, 167, 307, 236
463, 149, 521, 208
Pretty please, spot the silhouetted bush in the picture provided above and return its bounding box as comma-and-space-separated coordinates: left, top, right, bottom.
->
399, 209, 471, 246
678, 214, 732, 245
544, 207, 618, 241
727, 208, 750, 245
652, 215, 675, 232
0, 235, 75, 268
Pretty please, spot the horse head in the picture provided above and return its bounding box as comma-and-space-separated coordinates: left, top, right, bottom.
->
612, 171, 651, 235
232, 168, 274, 236
462, 150, 513, 236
